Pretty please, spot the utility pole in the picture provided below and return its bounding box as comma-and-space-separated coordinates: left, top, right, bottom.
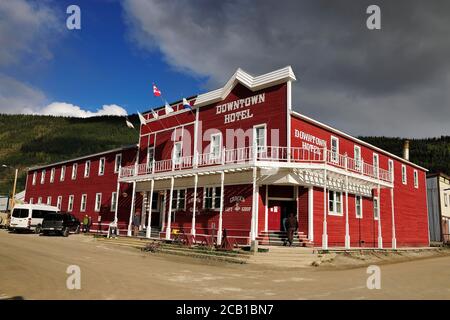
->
2, 165, 18, 212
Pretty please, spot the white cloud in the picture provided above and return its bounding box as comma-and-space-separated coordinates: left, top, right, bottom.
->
37, 102, 128, 118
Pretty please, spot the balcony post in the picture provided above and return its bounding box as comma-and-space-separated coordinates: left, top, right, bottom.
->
134, 163, 138, 176
377, 184, 383, 248
222, 147, 226, 165
165, 176, 174, 239
191, 174, 198, 236
217, 171, 225, 245
127, 181, 136, 236
361, 159, 364, 174
145, 179, 154, 238
390, 187, 397, 249
250, 166, 258, 241
322, 167, 328, 250
151, 158, 155, 174
344, 155, 350, 249
113, 181, 120, 224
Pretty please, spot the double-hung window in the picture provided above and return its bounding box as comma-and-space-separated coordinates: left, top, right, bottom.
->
111, 192, 117, 212
210, 133, 222, 160
373, 153, 379, 178
68, 195, 74, 212
388, 159, 394, 182
95, 193, 102, 212
60, 165, 66, 181
57, 196, 62, 210
71, 164, 77, 180
204, 187, 221, 210
172, 142, 182, 165
46, 196, 52, 205
328, 190, 343, 215
373, 197, 379, 220
32, 172, 37, 185
171, 189, 186, 211
414, 170, 419, 188
114, 154, 122, 173
254, 124, 267, 154
354, 146, 361, 171
401, 165, 407, 184
50, 168, 55, 183
84, 160, 91, 178
330, 136, 339, 163
147, 147, 155, 168
80, 194, 87, 212
355, 196, 363, 218
98, 157, 105, 176
40, 169, 46, 184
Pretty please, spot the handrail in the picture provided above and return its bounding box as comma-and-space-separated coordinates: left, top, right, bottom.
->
119, 146, 393, 183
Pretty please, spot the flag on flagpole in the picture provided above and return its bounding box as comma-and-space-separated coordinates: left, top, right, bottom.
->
165, 101, 174, 114
137, 111, 147, 126
153, 84, 161, 97
182, 98, 192, 110
125, 117, 135, 129
151, 109, 159, 119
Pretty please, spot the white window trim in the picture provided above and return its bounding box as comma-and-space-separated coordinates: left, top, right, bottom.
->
111, 192, 117, 212
328, 190, 343, 216
401, 164, 407, 185
203, 186, 221, 211
29, 197, 33, 204
32, 172, 37, 185
354, 145, 362, 170
40, 169, 46, 184
95, 193, 102, 212
50, 168, 55, 183
373, 197, 379, 220
388, 159, 394, 182
57, 196, 62, 210
210, 133, 222, 160
355, 195, 363, 219
98, 157, 106, 176
60, 166, 66, 182
414, 170, 419, 188
114, 153, 122, 173
68, 195, 74, 212
80, 194, 87, 212
84, 160, 91, 178
71, 164, 77, 180
171, 189, 187, 211
38, 197, 42, 204
373, 153, 379, 177
330, 136, 339, 163
172, 141, 183, 165
46, 196, 52, 205
253, 123, 267, 152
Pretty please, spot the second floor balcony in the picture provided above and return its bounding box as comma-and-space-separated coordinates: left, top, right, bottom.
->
119, 146, 393, 185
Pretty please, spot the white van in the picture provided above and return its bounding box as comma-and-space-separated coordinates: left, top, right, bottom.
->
9, 203, 59, 233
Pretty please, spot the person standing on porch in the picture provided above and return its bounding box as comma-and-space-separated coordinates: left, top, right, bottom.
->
286, 213, 298, 246
133, 209, 141, 236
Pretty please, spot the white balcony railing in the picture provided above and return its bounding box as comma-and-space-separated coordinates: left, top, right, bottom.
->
120, 146, 393, 183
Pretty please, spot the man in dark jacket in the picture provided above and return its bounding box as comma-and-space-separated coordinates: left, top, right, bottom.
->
286, 213, 298, 246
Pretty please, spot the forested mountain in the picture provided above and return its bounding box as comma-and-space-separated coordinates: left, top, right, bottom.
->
0, 114, 448, 196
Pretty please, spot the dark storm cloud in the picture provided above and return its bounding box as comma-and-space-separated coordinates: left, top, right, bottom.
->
123, 0, 450, 137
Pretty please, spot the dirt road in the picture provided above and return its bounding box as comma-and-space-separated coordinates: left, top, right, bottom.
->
0, 230, 449, 300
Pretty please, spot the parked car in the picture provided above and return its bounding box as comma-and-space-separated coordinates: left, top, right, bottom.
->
41, 212, 80, 236
9, 204, 59, 233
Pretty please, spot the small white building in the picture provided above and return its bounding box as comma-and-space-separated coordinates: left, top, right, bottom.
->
427, 173, 450, 243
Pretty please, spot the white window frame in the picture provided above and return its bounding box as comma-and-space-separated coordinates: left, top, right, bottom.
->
210, 133, 222, 160
71, 163, 77, 180
146, 147, 155, 168
355, 195, 363, 219
330, 136, 339, 163
46, 196, 52, 205
401, 164, 407, 185
38, 197, 42, 204
111, 192, 117, 212
32, 172, 37, 185
68, 195, 74, 212
414, 170, 419, 188
253, 123, 267, 155
354, 145, 362, 171
80, 194, 87, 212
29, 197, 34, 204
60, 165, 66, 182
388, 159, 394, 182
50, 168, 55, 183
84, 160, 91, 178
328, 190, 343, 216
171, 189, 186, 211
203, 186, 221, 210
95, 193, 102, 212
98, 157, 106, 176
373, 197, 379, 220
373, 153, 379, 177
40, 169, 46, 184
114, 153, 122, 173
172, 141, 183, 165
57, 196, 62, 210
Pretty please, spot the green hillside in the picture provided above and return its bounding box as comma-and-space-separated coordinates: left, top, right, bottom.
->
0, 114, 449, 196
0, 114, 139, 195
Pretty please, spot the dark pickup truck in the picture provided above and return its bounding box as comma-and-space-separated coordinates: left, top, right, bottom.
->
41, 212, 80, 236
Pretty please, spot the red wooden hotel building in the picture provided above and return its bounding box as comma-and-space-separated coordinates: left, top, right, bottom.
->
25, 66, 429, 248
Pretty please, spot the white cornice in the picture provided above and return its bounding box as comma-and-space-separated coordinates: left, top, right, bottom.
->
194, 66, 297, 108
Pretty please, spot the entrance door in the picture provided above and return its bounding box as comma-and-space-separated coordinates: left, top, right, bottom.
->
268, 200, 297, 231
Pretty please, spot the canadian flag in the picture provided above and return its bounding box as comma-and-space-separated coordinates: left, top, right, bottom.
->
153, 84, 161, 97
